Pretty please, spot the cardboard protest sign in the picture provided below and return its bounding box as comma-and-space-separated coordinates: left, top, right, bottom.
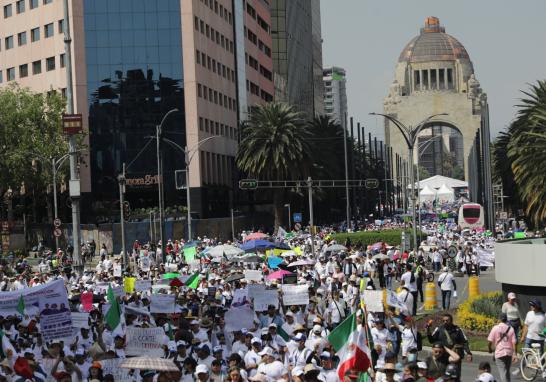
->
126, 327, 165, 357
281, 285, 309, 306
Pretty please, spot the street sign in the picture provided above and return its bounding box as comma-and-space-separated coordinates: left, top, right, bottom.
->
365, 178, 379, 189
53, 228, 62, 238
447, 245, 458, 259
53, 218, 62, 228
499, 211, 508, 220
239, 179, 258, 190
293, 213, 302, 223
62, 113, 83, 135
174, 169, 187, 190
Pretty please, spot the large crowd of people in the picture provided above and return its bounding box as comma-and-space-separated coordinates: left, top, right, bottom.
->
0, 222, 539, 382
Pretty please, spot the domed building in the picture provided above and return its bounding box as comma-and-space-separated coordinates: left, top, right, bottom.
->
383, 16, 493, 228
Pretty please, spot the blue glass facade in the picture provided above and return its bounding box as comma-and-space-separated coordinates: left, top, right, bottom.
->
83, 0, 186, 216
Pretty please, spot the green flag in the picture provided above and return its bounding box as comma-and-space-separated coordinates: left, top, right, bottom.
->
277, 325, 290, 342
184, 246, 197, 262
105, 285, 121, 331
167, 321, 174, 341
185, 272, 200, 289
16, 295, 25, 316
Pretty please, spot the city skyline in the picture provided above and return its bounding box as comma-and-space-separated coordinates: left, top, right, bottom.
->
321, 0, 546, 140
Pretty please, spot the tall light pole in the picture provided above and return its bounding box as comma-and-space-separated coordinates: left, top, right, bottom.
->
63, 0, 83, 274
416, 136, 441, 232
51, 154, 70, 250
155, 108, 179, 263
284, 203, 291, 230
117, 163, 127, 269
343, 112, 350, 231
370, 112, 448, 249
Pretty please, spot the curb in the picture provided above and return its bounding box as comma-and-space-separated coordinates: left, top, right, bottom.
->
422, 346, 491, 357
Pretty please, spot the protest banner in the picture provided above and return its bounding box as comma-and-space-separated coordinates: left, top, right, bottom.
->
386, 290, 407, 312
247, 284, 266, 299
123, 277, 135, 293
225, 305, 255, 332
134, 280, 152, 293
232, 288, 249, 307
126, 327, 165, 357
112, 285, 124, 298
281, 285, 309, 306
362, 290, 384, 312
244, 270, 263, 282
150, 294, 176, 313
140, 256, 151, 272
113, 264, 122, 277
253, 289, 279, 312
100, 358, 133, 381
0, 279, 73, 342
71, 312, 90, 329
81, 292, 93, 312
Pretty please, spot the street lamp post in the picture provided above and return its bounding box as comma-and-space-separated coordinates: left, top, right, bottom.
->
370, 112, 448, 249
416, 136, 441, 233
117, 163, 127, 269
51, 154, 70, 250
284, 203, 291, 230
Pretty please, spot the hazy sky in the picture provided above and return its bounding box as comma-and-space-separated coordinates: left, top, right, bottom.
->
321, 0, 546, 141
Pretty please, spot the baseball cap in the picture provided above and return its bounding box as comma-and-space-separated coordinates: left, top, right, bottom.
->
213, 346, 223, 353
320, 351, 332, 359
268, 323, 277, 329
176, 340, 187, 348
292, 333, 306, 341
313, 324, 322, 334
195, 364, 209, 376
251, 337, 262, 345
507, 292, 516, 300
258, 346, 275, 357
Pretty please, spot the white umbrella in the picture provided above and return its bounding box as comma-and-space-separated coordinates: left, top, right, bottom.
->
325, 244, 347, 253
206, 244, 244, 259
287, 259, 316, 267
281, 250, 297, 257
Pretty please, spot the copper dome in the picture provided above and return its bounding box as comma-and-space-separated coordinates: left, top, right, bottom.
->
398, 17, 470, 63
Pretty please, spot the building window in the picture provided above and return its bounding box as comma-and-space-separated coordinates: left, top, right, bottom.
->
194, 16, 199, 30
5, 36, 14, 50
31, 27, 40, 42
43, 0, 52, 4
4, 4, 12, 18
6, 68, 15, 81
19, 64, 28, 78
439, 69, 445, 90
18, 32, 27, 46
44, 23, 54, 38
60, 53, 66, 68
199, 117, 204, 131
32, 60, 41, 74
195, 50, 200, 64
203, 85, 208, 100
16, 0, 25, 14
46, 56, 55, 71
58, 19, 64, 33
197, 83, 202, 97
205, 119, 209, 132
29, 0, 38, 9
447, 68, 453, 89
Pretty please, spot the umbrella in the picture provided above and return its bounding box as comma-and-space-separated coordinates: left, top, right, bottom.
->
324, 244, 347, 253
371, 242, 384, 250
206, 244, 244, 258
240, 255, 263, 263
287, 259, 315, 267
241, 240, 276, 251
225, 273, 244, 283
372, 254, 389, 261
273, 242, 291, 250
245, 232, 268, 241
120, 356, 179, 371
266, 270, 293, 280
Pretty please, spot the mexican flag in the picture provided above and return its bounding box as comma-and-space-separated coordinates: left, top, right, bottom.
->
105, 285, 124, 337
327, 311, 371, 381
185, 272, 200, 289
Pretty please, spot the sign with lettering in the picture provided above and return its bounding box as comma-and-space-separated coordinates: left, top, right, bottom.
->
126, 327, 165, 357
126, 175, 160, 187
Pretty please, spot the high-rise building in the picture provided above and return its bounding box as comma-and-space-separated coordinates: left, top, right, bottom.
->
0, 0, 274, 221
323, 66, 347, 128
271, 0, 323, 118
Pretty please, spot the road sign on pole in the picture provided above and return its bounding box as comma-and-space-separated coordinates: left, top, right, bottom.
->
293, 213, 302, 223
53, 218, 62, 228
53, 228, 62, 237
62, 113, 83, 135
365, 179, 379, 189
239, 179, 258, 190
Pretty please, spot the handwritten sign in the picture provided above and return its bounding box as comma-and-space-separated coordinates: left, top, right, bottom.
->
281, 285, 309, 306
126, 327, 165, 357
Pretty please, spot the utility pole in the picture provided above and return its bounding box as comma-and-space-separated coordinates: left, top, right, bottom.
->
118, 163, 127, 269
343, 113, 350, 231
307, 177, 315, 256
63, 0, 82, 275
156, 123, 166, 263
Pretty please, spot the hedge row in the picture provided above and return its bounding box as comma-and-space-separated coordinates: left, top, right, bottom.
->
331, 229, 424, 248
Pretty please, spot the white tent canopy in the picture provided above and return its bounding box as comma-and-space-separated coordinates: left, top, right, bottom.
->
419, 185, 436, 202
411, 175, 467, 190
436, 183, 454, 203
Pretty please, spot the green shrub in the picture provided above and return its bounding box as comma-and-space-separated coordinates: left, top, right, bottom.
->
331, 229, 424, 247
471, 292, 503, 319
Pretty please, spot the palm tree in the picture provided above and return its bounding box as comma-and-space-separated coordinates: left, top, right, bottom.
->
507, 81, 546, 226
236, 103, 313, 228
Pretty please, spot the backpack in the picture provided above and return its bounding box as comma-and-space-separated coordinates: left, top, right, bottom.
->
410, 328, 423, 351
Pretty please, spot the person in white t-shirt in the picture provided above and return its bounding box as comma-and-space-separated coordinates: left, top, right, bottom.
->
256, 347, 288, 381
437, 267, 456, 310
400, 265, 417, 315
521, 299, 546, 353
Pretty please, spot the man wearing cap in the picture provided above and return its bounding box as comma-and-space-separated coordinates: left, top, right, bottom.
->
319, 351, 337, 382
195, 364, 210, 382
488, 313, 516, 382
288, 333, 313, 369
426, 313, 472, 363
244, 338, 263, 377
521, 299, 545, 353
257, 346, 288, 381
281, 312, 297, 337
267, 324, 287, 352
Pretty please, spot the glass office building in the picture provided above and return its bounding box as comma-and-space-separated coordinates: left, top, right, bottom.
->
83, 0, 186, 215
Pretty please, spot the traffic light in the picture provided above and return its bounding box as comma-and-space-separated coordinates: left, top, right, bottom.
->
239, 179, 258, 190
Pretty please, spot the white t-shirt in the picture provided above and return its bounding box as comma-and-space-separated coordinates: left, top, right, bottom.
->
438, 272, 455, 291
525, 311, 546, 340
257, 360, 287, 380
400, 271, 417, 292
